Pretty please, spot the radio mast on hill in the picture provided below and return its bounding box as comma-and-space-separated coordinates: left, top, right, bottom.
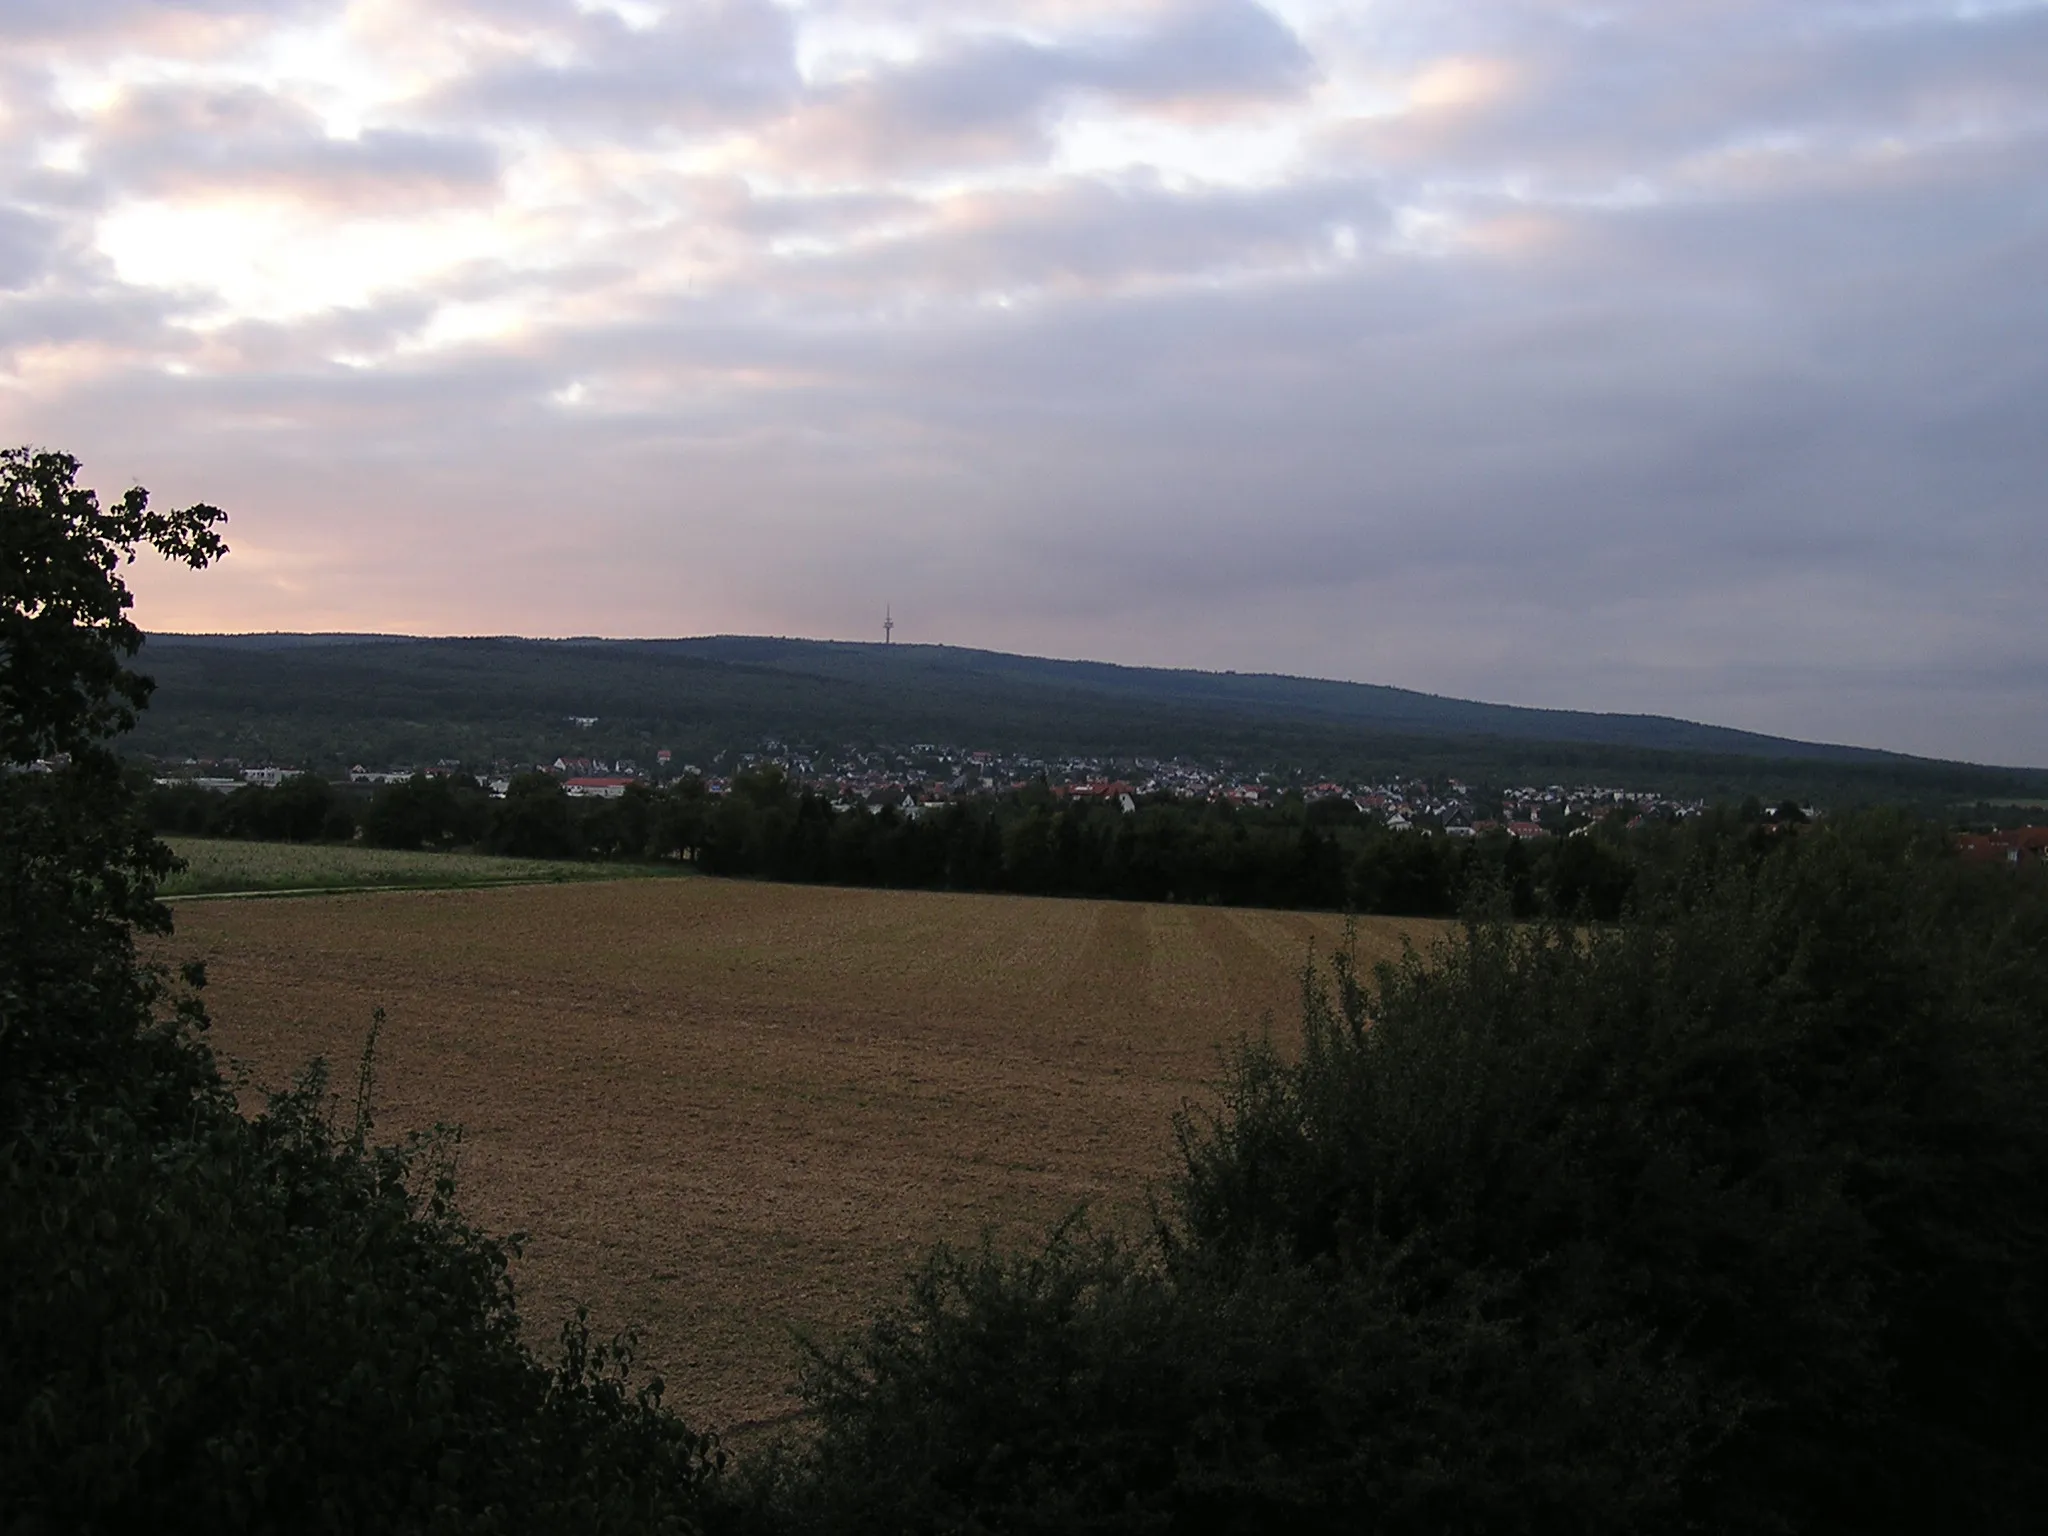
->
884, 605, 894, 645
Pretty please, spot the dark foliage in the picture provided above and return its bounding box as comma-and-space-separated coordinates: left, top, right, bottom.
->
143, 776, 366, 844
2, 447, 223, 1132
772, 815, 2048, 1534
2, 449, 728, 1534
364, 772, 493, 850
487, 772, 581, 858
2, 450, 226, 770
145, 765, 1645, 919
630, 769, 1639, 920
221, 773, 355, 842
4, 1054, 726, 1534
149, 760, 2008, 928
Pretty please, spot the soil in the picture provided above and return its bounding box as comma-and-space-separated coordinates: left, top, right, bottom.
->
163, 878, 1436, 1431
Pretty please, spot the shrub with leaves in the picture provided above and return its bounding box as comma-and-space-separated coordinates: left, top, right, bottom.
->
3, 1052, 726, 1534
779, 815, 2048, 1534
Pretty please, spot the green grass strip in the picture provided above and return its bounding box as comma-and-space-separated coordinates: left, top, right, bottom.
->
160, 837, 685, 899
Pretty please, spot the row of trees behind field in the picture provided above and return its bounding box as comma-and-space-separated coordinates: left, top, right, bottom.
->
148, 766, 1677, 918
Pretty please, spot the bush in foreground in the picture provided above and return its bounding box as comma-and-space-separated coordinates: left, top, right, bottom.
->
3, 1055, 726, 1534
776, 815, 2048, 1534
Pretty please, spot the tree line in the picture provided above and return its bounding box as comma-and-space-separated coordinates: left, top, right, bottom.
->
150, 765, 1672, 920
16, 449, 2047, 1532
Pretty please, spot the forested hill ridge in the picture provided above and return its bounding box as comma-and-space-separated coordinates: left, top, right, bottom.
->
133, 632, 2048, 804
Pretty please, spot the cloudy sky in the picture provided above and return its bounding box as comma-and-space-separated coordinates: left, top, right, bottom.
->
2, 1, 2044, 763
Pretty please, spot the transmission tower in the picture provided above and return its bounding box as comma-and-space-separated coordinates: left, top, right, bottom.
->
884, 605, 894, 645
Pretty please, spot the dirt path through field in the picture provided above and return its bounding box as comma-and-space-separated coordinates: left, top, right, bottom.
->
163, 879, 1435, 1429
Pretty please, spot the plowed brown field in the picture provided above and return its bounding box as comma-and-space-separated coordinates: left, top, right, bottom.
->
164, 879, 1436, 1429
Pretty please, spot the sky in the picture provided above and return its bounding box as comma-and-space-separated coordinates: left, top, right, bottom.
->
2, 1, 2044, 765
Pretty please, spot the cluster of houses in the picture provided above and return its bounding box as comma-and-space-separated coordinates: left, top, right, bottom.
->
1956, 827, 2048, 866
158, 745, 1714, 834
126, 747, 2048, 866
669, 744, 1713, 834
346, 758, 645, 799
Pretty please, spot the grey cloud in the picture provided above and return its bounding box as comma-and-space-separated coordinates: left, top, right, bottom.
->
785, 35, 1065, 171
882, 0, 1313, 127
0, 0, 326, 44
917, 176, 1378, 292
0, 208, 58, 289
1088, 0, 1315, 103
0, 293, 184, 377
0, 189, 193, 355
1340, 1, 2048, 186
87, 83, 500, 207
714, 181, 925, 242
710, 174, 1383, 310
444, 0, 802, 135
608, 149, 2039, 705
766, 1, 1312, 174
54, 122, 2046, 620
